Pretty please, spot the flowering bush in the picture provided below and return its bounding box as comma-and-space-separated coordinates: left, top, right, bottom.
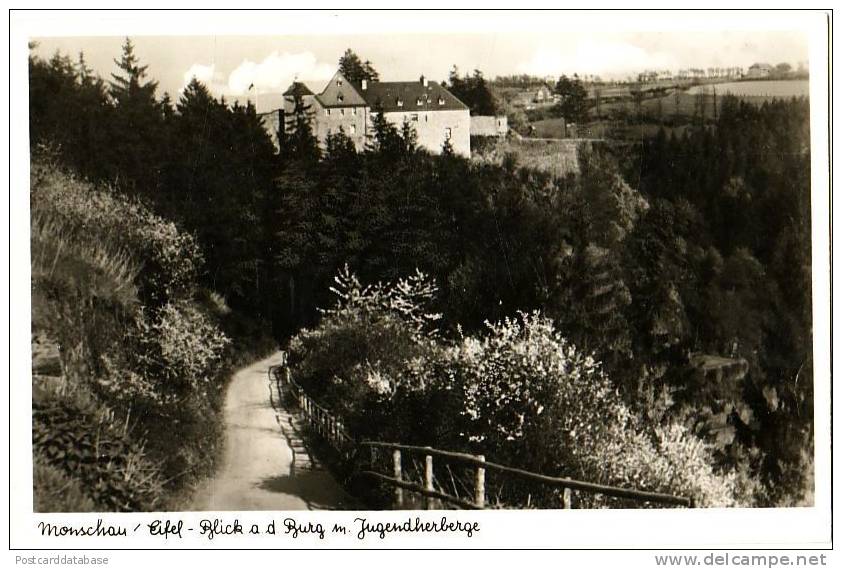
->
133, 302, 230, 399
287, 268, 745, 507
287, 266, 440, 438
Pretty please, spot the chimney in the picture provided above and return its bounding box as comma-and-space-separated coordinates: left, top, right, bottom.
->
361, 79, 368, 90
420, 75, 428, 87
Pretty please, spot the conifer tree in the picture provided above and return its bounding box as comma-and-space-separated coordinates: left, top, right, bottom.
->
103, 38, 166, 198
283, 91, 320, 164
109, 37, 158, 105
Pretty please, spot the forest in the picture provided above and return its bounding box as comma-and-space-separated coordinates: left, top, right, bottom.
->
29, 41, 812, 509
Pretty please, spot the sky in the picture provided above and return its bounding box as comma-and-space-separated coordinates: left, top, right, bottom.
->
31, 25, 809, 113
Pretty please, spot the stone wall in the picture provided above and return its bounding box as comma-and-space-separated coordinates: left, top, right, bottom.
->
470, 115, 509, 137
381, 108, 471, 156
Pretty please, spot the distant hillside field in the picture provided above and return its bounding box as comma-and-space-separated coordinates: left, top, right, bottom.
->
686, 80, 809, 98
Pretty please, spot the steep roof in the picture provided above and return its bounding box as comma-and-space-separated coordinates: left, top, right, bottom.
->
283, 81, 314, 97
357, 80, 468, 113
316, 70, 368, 108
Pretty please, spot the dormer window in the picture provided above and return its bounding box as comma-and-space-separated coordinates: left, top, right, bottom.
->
416, 97, 423, 106
438, 97, 445, 106
396, 98, 404, 108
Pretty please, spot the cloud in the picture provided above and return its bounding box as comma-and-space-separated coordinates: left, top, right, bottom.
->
517, 41, 678, 79
181, 51, 335, 98
182, 63, 223, 90
226, 51, 334, 95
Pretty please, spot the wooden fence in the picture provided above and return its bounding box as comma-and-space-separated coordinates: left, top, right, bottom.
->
269, 362, 694, 510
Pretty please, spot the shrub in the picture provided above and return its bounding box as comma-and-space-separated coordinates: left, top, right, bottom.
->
33, 453, 97, 513
33, 382, 164, 511
30, 160, 202, 307
287, 266, 440, 437
413, 312, 741, 507
133, 302, 231, 400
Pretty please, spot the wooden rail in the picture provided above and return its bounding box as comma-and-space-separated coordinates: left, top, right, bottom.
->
357, 441, 693, 508
270, 363, 355, 457
269, 362, 694, 510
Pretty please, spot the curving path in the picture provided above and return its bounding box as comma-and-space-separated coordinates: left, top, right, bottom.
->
190, 351, 355, 511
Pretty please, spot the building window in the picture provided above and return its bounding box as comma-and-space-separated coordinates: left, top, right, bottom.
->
396, 98, 404, 108
350, 124, 356, 134
326, 109, 331, 116
416, 97, 423, 106
445, 127, 452, 140
340, 108, 345, 116
411, 113, 419, 122
337, 79, 343, 86
438, 97, 445, 105
337, 94, 344, 103
351, 107, 357, 115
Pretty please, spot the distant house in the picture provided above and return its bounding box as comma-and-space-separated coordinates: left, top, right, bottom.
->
261, 70, 471, 157
534, 85, 553, 103
470, 115, 508, 137
746, 63, 773, 79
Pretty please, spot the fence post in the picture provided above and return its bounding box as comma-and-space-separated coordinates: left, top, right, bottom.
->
336, 419, 342, 443
425, 454, 434, 510
562, 487, 573, 509
393, 450, 404, 509
474, 455, 486, 509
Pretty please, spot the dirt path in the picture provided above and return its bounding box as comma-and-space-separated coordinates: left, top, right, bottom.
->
190, 351, 355, 511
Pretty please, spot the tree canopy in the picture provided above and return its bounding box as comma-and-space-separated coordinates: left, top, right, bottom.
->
338, 48, 380, 84
447, 67, 499, 116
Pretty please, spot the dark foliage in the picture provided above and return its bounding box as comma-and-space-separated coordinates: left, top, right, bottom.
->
553, 74, 589, 123
338, 48, 380, 85
448, 67, 500, 116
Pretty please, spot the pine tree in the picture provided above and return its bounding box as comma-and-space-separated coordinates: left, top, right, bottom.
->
102, 38, 166, 198
283, 91, 320, 164
366, 103, 402, 157
400, 119, 418, 156
109, 37, 158, 105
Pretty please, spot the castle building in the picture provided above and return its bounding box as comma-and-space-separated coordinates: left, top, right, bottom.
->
261, 70, 471, 157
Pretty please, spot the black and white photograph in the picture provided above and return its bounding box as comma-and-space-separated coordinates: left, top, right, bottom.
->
9, 7, 833, 555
